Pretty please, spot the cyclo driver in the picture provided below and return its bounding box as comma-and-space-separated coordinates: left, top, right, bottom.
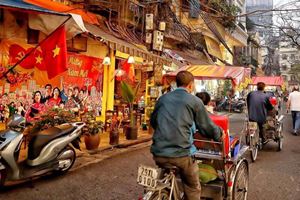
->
150, 71, 222, 200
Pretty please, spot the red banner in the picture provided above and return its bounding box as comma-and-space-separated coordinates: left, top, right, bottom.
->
64, 53, 103, 91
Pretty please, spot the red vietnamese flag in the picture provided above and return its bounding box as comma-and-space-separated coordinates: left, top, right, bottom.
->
40, 25, 67, 79
122, 59, 135, 82
9, 45, 46, 70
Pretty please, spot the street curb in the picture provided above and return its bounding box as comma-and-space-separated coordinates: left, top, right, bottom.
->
71, 137, 152, 172
116, 137, 152, 148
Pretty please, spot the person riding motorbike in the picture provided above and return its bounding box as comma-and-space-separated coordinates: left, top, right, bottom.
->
247, 82, 273, 143
150, 71, 222, 200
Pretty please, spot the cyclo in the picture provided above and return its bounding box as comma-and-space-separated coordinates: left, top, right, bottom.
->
137, 115, 249, 200
244, 95, 284, 163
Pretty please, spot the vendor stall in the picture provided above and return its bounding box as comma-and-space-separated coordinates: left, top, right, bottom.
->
163, 65, 251, 97
249, 76, 285, 91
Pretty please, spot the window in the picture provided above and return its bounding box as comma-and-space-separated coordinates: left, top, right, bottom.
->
0, 9, 3, 24
182, 0, 200, 18
282, 75, 287, 81
291, 54, 295, 60
282, 54, 288, 60
281, 64, 287, 71
27, 27, 39, 44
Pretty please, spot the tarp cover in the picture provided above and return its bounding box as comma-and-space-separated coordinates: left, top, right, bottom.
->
250, 76, 284, 86
164, 65, 251, 85
24, 0, 99, 25
0, 0, 66, 15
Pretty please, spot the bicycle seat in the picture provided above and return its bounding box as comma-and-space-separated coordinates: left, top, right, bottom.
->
163, 165, 178, 171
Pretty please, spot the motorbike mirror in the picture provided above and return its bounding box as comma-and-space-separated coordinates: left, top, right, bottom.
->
7, 114, 26, 129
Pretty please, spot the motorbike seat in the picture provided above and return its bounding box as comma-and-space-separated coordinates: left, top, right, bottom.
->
28, 124, 76, 160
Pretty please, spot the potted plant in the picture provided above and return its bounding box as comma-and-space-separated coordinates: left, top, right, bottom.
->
81, 111, 104, 150
120, 81, 140, 140
109, 113, 121, 146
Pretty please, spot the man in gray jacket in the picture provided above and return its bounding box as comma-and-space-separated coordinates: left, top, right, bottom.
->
247, 82, 273, 142
150, 71, 222, 200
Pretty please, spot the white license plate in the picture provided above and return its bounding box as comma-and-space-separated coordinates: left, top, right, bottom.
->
248, 122, 258, 130
137, 165, 160, 188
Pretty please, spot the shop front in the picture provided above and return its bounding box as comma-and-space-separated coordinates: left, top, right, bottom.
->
164, 65, 251, 96
0, 5, 110, 128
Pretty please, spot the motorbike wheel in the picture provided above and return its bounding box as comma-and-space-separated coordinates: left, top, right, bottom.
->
148, 189, 171, 200
55, 146, 76, 174
278, 137, 283, 151
0, 169, 7, 188
239, 107, 244, 113
245, 134, 250, 146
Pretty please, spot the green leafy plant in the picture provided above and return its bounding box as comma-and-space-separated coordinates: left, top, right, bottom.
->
120, 81, 140, 127
81, 111, 104, 136
29, 108, 76, 135
208, 0, 241, 31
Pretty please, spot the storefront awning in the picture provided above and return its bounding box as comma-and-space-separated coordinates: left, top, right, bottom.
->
250, 76, 284, 86
29, 13, 88, 40
0, 0, 67, 15
164, 65, 251, 85
163, 49, 211, 68
24, 0, 99, 25
86, 24, 171, 66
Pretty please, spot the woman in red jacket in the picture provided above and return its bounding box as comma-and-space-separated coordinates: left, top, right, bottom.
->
25, 91, 46, 123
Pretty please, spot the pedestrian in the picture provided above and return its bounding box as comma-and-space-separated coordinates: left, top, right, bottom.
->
287, 86, 300, 135
247, 82, 274, 143
196, 91, 214, 113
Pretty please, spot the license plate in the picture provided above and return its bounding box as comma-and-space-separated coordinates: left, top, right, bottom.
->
137, 165, 160, 189
248, 122, 257, 130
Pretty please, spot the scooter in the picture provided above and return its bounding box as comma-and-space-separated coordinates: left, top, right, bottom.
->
0, 114, 85, 186
216, 98, 245, 113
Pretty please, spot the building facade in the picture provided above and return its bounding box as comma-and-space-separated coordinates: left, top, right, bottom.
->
246, 0, 274, 72
278, 40, 299, 82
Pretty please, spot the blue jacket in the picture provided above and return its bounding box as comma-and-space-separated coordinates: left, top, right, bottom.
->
150, 88, 222, 157
247, 90, 273, 124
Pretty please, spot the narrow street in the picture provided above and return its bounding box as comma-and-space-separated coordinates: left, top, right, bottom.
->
0, 112, 299, 200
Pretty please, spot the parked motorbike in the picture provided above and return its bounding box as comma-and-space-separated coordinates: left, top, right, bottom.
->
0, 114, 85, 186
216, 98, 245, 113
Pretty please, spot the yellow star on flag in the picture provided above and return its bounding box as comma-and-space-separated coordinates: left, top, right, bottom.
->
52, 45, 60, 58
35, 55, 43, 64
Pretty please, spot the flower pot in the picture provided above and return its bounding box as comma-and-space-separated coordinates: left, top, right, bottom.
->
84, 134, 100, 150
109, 129, 119, 145
125, 126, 138, 140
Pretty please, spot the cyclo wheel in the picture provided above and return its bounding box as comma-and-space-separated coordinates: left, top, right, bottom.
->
148, 189, 171, 200
250, 132, 258, 162
232, 161, 249, 200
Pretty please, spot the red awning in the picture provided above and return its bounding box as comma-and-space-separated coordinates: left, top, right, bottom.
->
164, 65, 251, 86
24, 0, 99, 25
250, 76, 284, 86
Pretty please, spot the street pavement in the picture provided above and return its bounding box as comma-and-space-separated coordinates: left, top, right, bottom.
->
0, 112, 300, 200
